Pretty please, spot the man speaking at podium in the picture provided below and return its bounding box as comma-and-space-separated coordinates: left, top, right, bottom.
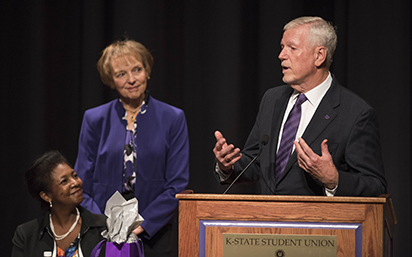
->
213, 16, 387, 197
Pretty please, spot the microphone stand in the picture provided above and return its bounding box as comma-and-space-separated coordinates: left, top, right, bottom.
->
223, 135, 269, 194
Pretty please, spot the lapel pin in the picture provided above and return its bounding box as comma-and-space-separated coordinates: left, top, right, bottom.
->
325, 115, 330, 119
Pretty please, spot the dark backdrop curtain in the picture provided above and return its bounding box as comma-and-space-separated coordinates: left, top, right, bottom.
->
1, 0, 410, 255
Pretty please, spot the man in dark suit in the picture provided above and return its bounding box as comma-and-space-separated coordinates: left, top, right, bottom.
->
213, 16, 387, 196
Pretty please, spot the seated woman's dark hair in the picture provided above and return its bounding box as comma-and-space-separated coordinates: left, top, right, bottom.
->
25, 150, 72, 210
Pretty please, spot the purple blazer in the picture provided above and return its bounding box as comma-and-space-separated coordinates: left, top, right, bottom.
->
74, 95, 189, 238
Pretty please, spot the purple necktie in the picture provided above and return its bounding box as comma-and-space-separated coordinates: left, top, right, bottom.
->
275, 93, 307, 181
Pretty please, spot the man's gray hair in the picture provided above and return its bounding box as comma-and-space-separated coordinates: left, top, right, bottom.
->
285, 16, 337, 67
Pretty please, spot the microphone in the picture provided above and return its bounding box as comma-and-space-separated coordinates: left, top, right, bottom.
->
223, 135, 270, 194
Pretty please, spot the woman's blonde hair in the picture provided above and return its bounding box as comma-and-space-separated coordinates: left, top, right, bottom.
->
97, 39, 154, 89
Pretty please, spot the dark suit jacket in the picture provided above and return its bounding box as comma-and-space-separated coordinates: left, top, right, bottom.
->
12, 206, 107, 257
225, 77, 387, 196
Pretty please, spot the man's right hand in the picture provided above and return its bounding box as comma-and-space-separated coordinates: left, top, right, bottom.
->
213, 131, 242, 173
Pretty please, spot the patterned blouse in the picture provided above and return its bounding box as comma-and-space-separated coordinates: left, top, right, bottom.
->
56, 235, 80, 257
122, 100, 148, 200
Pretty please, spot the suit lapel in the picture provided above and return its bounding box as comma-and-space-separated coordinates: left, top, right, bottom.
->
269, 88, 293, 150
302, 79, 340, 144
268, 88, 293, 181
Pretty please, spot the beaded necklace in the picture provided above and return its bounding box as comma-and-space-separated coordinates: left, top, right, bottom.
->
49, 207, 80, 241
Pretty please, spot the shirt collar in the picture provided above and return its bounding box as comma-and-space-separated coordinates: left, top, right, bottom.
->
120, 99, 148, 121
292, 72, 332, 108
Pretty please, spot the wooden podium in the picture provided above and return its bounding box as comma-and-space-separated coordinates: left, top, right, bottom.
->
176, 192, 396, 257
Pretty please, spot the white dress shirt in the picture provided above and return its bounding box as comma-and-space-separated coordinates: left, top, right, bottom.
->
278, 73, 332, 153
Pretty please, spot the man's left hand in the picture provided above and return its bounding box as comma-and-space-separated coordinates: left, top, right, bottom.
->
294, 138, 338, 189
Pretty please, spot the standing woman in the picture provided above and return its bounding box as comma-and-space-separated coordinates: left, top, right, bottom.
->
12, 151, 107, 257
74, 39, 189, 256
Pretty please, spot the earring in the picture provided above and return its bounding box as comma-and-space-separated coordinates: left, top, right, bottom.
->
49, 201, 52, 208
147, 76, 151, 80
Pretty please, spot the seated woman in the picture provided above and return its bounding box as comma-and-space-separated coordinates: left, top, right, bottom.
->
12, 150, 107, 257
